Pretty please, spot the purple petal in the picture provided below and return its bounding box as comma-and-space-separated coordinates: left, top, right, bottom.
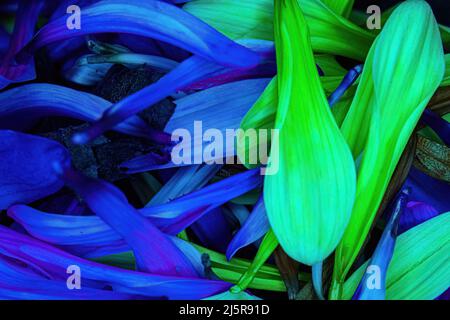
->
9, 169, 262, 257
0, 225, 231, 299
54, 162, 199, 277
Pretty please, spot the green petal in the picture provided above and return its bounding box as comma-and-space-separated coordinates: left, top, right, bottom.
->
321, 0, 354, 18
237, 71, 356, 168
264, 0, 356, 266
442, 54, 450, 87
343, 212, 450, 300
332, 0, 445, 295
184, 0, 274, 40
230, 229, 279, 292
184, 0, 375, 60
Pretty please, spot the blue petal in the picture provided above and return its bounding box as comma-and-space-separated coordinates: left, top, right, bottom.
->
226, 196, 269, 260
398, 201, 440, 234
9, 169, 262, 257
146, 164, 221, 206
327, 65, 363, 107
0, 130, 70, 210
353, 189, 409, 300
0, 84, 155, 140
420, 109, 450, 146
404, 167, 450, 214
71, 55, 237, 144
71, 40, 270, 145
18, 0, 260, 68
191, 208, 233, 252
54, 162, 199, 277
121, 78, 272, 172
0, 0, 43, 89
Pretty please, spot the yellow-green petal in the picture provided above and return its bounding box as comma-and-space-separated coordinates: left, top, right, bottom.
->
332, 0, 445, 295
185, 0, 375, 60
264, 0, 356, 266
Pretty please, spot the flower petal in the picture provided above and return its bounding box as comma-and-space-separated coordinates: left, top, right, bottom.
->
18, 0, 260, 68
55, 163, 200, 277
264, 0, 356, 265
0, 130, 70, 210
333, 1, 446, 293
226, 196, 269, 260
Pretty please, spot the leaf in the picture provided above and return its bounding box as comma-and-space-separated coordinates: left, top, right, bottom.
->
263, 0, 356, 265
230, 229, 279, 292
343, 212, 450, 300
441, 54, 449, 86
184, 0, 274, 41
185, 0, 375, 60
321, 0, 354, 18
332, 0, 445, 296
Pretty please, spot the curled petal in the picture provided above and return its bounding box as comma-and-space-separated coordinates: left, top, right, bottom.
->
18, 0, 260, 68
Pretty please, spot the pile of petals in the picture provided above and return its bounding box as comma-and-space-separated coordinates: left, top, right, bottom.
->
0, 0, 448, 300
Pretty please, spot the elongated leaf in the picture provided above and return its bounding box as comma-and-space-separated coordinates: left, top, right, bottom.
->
343, 212, 450, 300
442, 54, 449, 87
322, 0, 354, 17
333, 0, 445, 296
237, 65, 359, 169
185, 0, 375, 60
264, 0, 356, 266
230, 229, 278, 292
